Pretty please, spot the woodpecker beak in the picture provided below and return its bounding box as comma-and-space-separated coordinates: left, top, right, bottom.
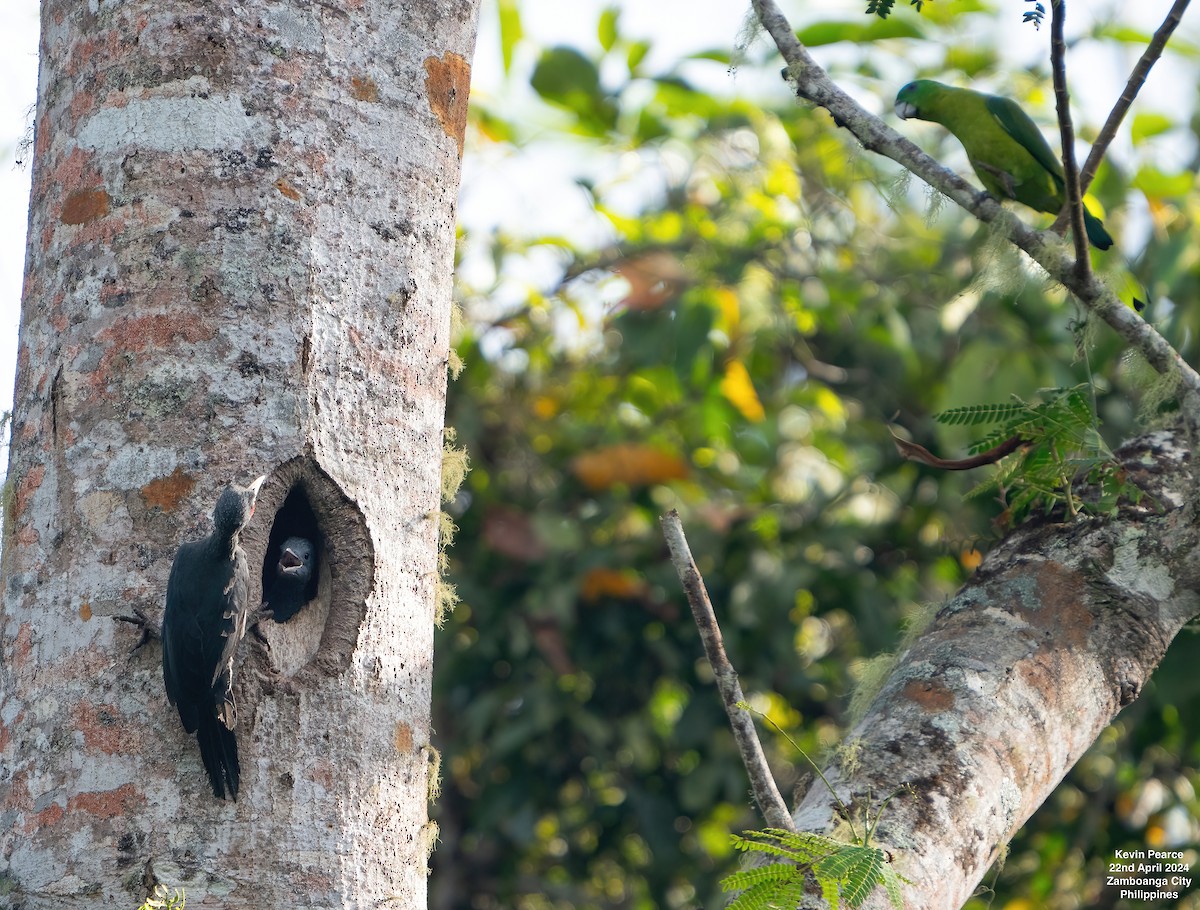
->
248, 475, 267, 499
895, 100, 917, 120
279, 547, 304, 574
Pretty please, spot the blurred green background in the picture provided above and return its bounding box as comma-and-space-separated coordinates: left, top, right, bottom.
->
431, 2, 1200, 908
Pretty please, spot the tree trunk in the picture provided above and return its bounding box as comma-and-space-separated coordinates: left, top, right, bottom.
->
0, 0, 479, 905
791, 431, 1200, 908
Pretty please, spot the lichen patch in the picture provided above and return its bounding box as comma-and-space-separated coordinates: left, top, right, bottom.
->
141, 467, 196, 512
423, 52, 471, 158
902, 678, 955, 712
60, 188, 111, 225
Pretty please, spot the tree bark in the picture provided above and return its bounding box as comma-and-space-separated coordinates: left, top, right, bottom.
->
790, 431, 1200, 908
0, 0, 479, 905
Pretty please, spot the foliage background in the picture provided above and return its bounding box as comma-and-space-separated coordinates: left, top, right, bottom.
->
432, 2, 1200, 909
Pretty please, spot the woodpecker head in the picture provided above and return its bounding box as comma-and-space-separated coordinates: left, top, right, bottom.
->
213, 475, 267, 536
277, 536, 315, 582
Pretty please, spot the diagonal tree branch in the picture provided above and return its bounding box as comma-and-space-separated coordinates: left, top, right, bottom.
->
1079, 0, 1192, 194
1048, 0, 1091, 273
660, 509, 795, 832
750, 0, 1200, 406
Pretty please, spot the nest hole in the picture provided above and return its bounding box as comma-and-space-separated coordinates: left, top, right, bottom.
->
244, 457, 374, 679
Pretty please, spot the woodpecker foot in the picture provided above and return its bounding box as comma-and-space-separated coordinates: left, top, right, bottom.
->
249, 607, 275, 647
255, 665, 301, 698
113, 608, 161, 654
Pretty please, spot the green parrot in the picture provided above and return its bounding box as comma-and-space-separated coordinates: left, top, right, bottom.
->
894, 79, 1113, 251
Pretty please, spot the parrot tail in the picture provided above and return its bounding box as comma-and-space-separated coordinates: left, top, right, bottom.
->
1083, 208, 1113, 251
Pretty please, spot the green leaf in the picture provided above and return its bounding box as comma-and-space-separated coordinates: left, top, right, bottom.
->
933, 402, 1025, 426
598, 7, 619, 52
1133, 165, 1194, 200
880, 863, 909, 908
796, 18, 924, 46
531, 46, 600, 100
627, 39, 651, 73
496, 0, 522, 76
529, 47, 618, 135
721, 864, 800, 892
1131, 112, 1174, 146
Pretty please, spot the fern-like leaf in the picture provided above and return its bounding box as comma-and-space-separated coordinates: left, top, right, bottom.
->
880, 863, 909, 909
820, 871, 843, 910
725, 880, 784, 910
933, 402, 1024, 427
732, 829, 841, 864
721, 864, 800, 892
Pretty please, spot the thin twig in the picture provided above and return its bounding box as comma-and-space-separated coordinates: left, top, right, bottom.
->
1049, 0, 1091, 274
748, 0, 1200, 404
659, 509, 795, 831
1079, 0, 1191, 194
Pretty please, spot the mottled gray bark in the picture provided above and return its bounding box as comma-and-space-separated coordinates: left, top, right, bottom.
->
790, 432, 1200, 908
0, 0, 479, 906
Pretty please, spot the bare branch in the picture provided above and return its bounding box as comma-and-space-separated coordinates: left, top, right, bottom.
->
749, 0, 1200, 403
1049, 0, 1091, 273
1080, 0, 1192, 194
891, 431, 1025, 470
659, 509, 795, 831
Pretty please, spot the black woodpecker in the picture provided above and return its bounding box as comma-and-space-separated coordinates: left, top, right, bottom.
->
263, 536, 315, 623
161, 475, 266, 801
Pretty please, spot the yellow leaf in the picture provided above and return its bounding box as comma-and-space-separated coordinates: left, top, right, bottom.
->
532, 396, 559, 419
580, 567, 649, 602
571, 444, 689, 491
716, 286, 740, 337
721, 360, 766, 422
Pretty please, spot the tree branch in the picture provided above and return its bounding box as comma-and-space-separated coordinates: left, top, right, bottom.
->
750, 0, 1200, 405
1079, 0, 1192, 194
1049, 0, 1091, 273
659, 509, 795, 832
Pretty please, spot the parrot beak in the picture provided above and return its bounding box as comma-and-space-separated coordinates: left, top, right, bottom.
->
895, 100, 917, 120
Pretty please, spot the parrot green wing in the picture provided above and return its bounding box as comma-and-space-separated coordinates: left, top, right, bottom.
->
984, 94, 1064, 183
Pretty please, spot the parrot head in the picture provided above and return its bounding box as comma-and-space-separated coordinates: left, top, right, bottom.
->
894, 79, 943, 121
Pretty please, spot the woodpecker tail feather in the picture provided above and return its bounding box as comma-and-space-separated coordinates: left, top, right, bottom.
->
196, 711, 240, 800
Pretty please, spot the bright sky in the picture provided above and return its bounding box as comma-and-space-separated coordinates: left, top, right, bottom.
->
0, 0, 1194, 432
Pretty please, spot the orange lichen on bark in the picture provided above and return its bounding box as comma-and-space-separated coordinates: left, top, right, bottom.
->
308, 759, 336, 790
11, 464, 46, 523
68, 783, 144, 818
79, 601, 92, 621
66, 29, 124, 78
73, 701, 124, 755
25, 802, 65, 834
395, 722, 413, 752
902, 678, 955, 712
351, 75, 380, 102
1025, 562, 1093, 648
61, 188, 110, 225
43, 146, 101, 204
423, 52, 471, 158
275, 178, 301, 201
99, 312, 216, 357
141, 467, 196, 512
